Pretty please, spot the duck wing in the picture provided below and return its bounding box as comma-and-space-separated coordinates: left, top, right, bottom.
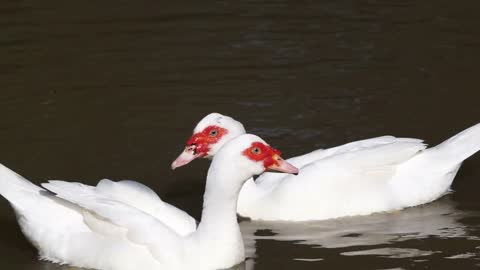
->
94, 179, 196, 235
42, 180, 185, 265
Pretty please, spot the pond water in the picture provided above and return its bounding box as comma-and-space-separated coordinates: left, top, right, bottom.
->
0, 0, 479, 269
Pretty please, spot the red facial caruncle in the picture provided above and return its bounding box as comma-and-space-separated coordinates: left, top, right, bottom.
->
171, 125, 229, 170
186, 125, 229, 157
242, 142, 283, 169
242, 142, 299, 174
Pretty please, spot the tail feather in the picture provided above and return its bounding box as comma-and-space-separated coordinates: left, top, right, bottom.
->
427, 123, 480, 167
391, 123, 480, 208
0, 163, 42, 205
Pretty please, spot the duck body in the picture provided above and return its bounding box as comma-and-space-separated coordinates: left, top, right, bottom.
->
174, 113, 480, 222
237, 126, 479, 221
0, 168, 224, 270
0, 134, 297, 270
0, 173, 198, 269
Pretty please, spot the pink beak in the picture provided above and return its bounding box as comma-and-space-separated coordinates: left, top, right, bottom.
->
268, 159, 299, 175
171, 146, 202, 170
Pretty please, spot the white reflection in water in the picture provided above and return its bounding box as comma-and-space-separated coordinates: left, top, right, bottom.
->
240, 196, 478, 263
445, 253, 478, 259
341, 248, 439, 258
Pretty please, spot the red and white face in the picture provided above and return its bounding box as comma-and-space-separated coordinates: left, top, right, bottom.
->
242, 142, 299, 174
171, 125, 230, 169
185, 125, 229, 157
171, 124, 298, 175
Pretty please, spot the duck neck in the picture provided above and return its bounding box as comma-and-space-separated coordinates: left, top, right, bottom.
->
197, 161, 245, 233
194, 159, 246, 263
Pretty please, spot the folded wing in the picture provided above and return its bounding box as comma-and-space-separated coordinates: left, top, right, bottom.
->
42, 181, 185, 264
95, 179, 196, 235
255, 136, 424, 189
248, 140, 427, 221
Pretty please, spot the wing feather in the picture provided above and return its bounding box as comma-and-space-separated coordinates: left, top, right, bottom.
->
95, 179, 196, 235
42, 181, 184, 262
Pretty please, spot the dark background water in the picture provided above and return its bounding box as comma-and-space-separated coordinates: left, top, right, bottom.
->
1, 0, 480, 269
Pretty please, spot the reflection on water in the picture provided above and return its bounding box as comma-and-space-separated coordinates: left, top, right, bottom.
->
0, 0, 480, 269
341, 247, 439, 258
243, 197, 471, 248
240, 197, 480, 268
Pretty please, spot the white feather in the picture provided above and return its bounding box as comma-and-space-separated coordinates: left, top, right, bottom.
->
238, 124, 480, 221
0, 134, 270, 270
191, 114, 480, 221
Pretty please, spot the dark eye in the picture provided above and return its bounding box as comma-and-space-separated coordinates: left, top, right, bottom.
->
251, 147, 261, 155
209, 129, 218, 137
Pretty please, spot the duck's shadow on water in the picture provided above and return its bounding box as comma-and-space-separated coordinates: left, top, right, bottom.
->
238, 196, 480, 269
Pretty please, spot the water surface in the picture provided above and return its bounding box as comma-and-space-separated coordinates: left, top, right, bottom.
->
1, 0, 480, 269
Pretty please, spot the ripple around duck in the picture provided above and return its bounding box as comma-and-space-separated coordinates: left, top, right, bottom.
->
445, 253, 478, 259
341, 248, 440, 258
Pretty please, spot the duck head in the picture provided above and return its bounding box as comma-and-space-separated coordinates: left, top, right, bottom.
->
214, 134, 299, 179
171, 113, 246, 169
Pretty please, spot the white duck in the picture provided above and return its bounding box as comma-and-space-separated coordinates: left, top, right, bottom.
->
172, 113, 480, 221
0, 134, 298, 270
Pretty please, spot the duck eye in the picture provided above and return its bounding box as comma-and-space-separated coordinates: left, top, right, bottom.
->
251, 147, 261, 155
209, 129, 218, 137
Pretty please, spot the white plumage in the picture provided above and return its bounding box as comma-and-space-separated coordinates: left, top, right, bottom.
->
179, 113, 480, 221
0, 134, 290, 270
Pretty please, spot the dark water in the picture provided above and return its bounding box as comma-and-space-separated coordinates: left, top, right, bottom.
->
1, 0, 480, 269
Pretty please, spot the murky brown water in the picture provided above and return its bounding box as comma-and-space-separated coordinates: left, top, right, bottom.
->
1, 0, 480, 269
